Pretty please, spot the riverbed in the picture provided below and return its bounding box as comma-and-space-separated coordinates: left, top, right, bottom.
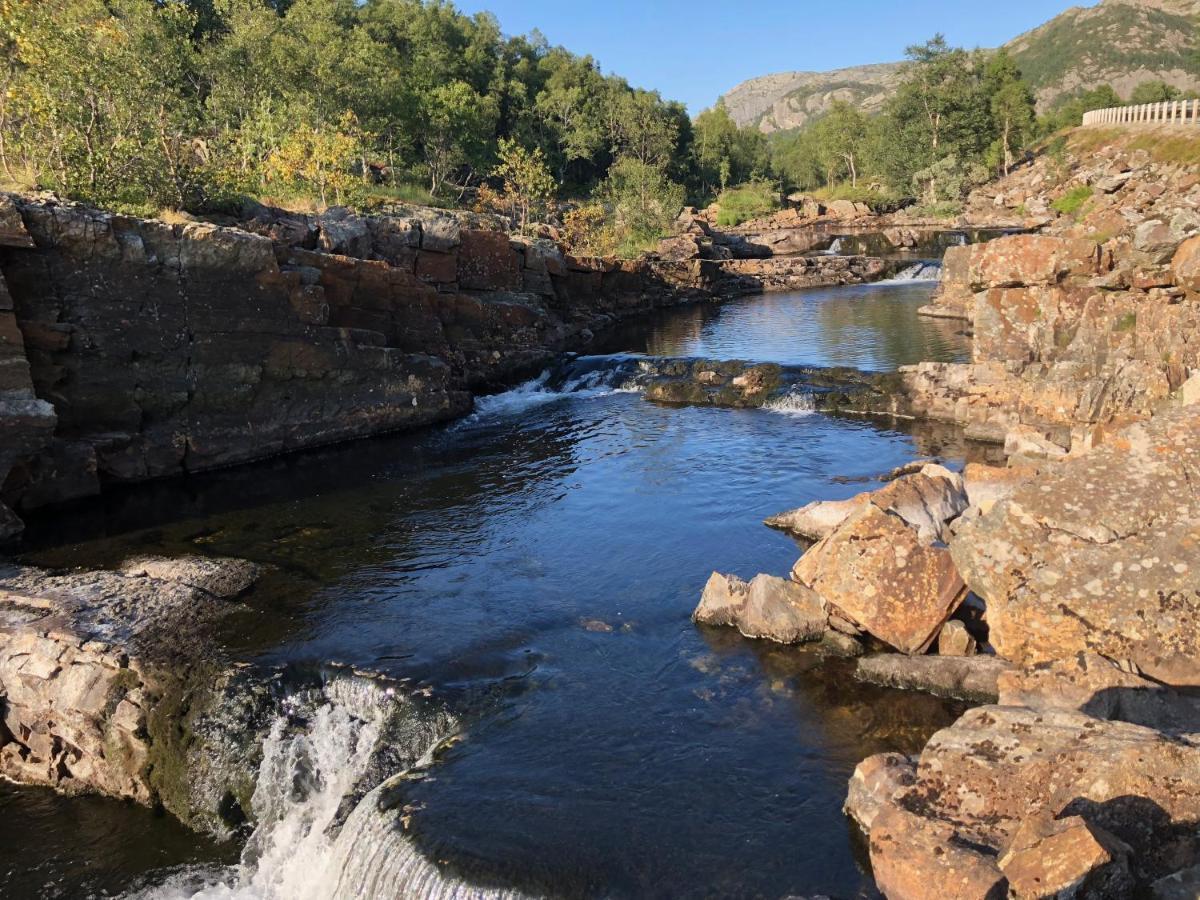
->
5, 276, 973, 899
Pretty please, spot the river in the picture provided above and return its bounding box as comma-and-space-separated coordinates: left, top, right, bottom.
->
4, 272, 976, 899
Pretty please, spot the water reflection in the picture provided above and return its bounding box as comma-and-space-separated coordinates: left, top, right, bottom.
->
599, 281, 967, 371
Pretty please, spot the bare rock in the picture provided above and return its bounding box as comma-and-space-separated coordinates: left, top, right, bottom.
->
693, 572, 826, 644
996, 653, 1200, 732
692, 572, 748, 627
962, 461, 1040, 515
768, 469, 967, 545
845, 752, 915, 834
1003, 424, 1068, 461
893, 705, 1200, 883
869, 804, 1006, 900
998, 815, 1133, 900
854, 653, 1012, 702
937, 619, 977, 656
967, 234, 1100, 289
951, 404, 1200, 684
737, 574, 826, 644
764, 494, 868, 540
793, 503, 967, 654
1171, 234, 1200, 293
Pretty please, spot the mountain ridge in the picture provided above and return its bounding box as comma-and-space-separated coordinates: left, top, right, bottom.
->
721, 0, 1200, 133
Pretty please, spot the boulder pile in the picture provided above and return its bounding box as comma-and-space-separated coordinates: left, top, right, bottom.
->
695, 392, 1200, 896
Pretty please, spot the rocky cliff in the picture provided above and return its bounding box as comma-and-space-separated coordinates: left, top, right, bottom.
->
904, 126, 1200, 447
691, 124, 1200, 897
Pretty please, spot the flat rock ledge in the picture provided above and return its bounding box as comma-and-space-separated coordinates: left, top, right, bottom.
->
853, 653, 1013, 704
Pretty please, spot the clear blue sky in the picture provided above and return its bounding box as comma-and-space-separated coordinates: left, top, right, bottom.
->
454, 0, 1096, 113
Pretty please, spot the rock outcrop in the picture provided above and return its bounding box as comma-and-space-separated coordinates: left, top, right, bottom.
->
854, 702, 1200, 898
951, 403, 1200, 684
0, 555, 261, 811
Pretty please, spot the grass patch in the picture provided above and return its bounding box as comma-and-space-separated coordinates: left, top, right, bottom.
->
1052, 185, 1093, 217
1127, 132, 1200, 167
715, 181, 779, 227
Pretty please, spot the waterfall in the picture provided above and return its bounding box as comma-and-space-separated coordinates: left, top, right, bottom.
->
820, 237, 845, 256
131, 678, 526, 900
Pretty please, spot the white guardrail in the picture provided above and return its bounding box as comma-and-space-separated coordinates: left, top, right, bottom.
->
1083, 100, 1200, 126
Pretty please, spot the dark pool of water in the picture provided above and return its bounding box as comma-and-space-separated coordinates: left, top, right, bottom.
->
8, 282, 972, 899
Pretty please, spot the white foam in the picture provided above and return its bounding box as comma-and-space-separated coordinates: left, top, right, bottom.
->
131, 681, 528, 900
869, 262, 942, 285
763, 390, 817, 417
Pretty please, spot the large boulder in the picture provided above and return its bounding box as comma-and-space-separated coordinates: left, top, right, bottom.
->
768, 467, 966, 544
951, 404, 1200, 684
858, 705, 1200, 895
792, 501, 967, 654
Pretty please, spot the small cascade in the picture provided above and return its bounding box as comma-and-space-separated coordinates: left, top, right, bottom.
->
763, 388, 817, 416
131, 677, 520, 900
465, 355, 652, 421
880, 261, 942, 283
820, 237, 845, 256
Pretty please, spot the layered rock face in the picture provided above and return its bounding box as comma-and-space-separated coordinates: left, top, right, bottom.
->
0, 194, 733, 538
907, 129, 1200, 444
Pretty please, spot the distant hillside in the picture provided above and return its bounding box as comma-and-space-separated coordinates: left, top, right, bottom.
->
721, 0, 1200, 134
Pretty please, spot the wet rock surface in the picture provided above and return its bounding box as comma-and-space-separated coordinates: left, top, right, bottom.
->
854, 653, 1012, 703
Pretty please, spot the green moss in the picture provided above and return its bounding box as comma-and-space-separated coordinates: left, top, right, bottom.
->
1114, 311, 1137, 332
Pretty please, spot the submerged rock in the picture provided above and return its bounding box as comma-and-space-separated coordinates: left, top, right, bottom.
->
854, 653, 1011, 703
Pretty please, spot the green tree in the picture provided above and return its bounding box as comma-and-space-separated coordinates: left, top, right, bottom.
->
985, 50, 1035, 175
418, 80, 498, 198
492, 137, 556, 233
1130, 80, 1181, 103
814, 101, 868, 186
600, 155, 684, 255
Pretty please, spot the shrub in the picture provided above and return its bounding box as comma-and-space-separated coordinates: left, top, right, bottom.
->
715, 180, 779, 226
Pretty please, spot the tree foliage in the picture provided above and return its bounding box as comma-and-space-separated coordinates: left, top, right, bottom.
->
2, 0, 700, 218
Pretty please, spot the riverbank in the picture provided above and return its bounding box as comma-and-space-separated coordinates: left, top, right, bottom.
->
691, 126, 1200, 897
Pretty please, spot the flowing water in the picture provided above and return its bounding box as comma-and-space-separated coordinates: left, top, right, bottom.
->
4, 278, 976, 899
